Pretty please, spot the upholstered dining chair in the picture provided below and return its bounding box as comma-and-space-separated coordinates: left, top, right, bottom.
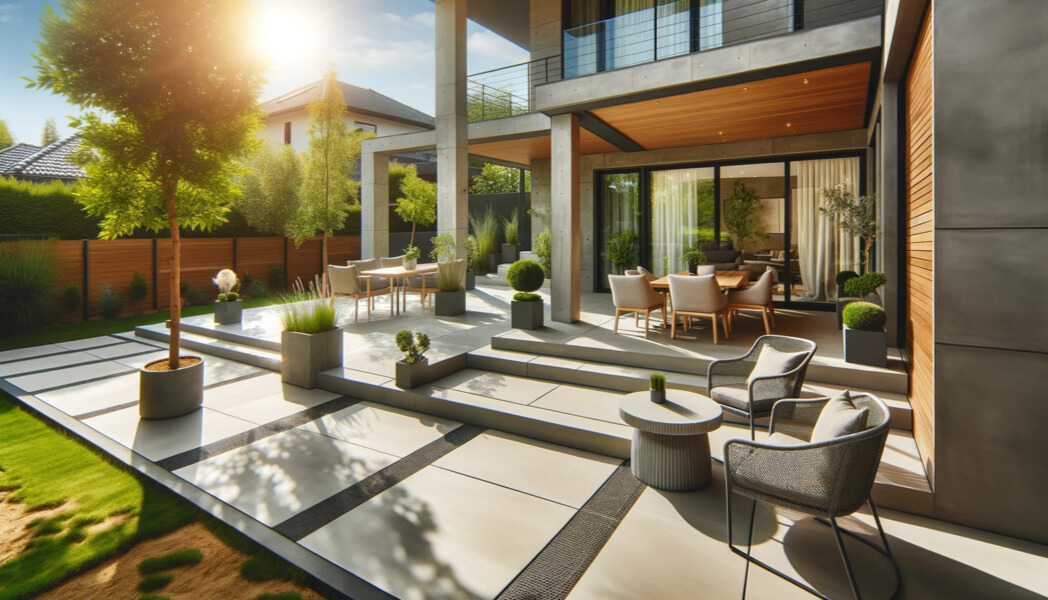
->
728, 268, 776, 334
696, 264, 717, 276
328, 264, 391, 321
707, 335, 817, 438
667, 274, 730, 343
724, 392, 898, 600
608, 274, 668, 337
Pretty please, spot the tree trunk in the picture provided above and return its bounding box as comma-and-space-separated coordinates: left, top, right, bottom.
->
410, 223, 416, 248
166, 181, 181, 369
322, 143, 330, 296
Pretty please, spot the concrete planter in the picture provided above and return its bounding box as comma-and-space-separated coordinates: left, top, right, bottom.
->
465, 269, 476, 290
650, 389, 666, 404
435, 290, 466, 316
501, 243, 520, 264
836, 297, 860, 330
485, 253, 498, 274
395, 357, 429, 389
843, 325, 888, 367
213, 299, 243, 325
511, 299, 543, 330
281, 328, 343, 389
139, 356, 204, 419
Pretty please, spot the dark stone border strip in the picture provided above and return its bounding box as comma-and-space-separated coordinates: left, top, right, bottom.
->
496, 463, 645, 600
156, 395, 363, 472
0, 339, 128, 365
26, 368, 139, 395
1, 348, 163, 378
275, 424, 487, 542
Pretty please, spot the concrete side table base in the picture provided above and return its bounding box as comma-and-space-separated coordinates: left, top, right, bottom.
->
631, 429, 713, 491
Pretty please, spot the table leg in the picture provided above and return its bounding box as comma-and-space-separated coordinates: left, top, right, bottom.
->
630, 430, 712, 491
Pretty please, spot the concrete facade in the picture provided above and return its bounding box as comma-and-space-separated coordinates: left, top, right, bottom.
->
360, 151, 389, 259
550, 114, 581, 323
261, 111, 425, 153
435, 0, 469, 259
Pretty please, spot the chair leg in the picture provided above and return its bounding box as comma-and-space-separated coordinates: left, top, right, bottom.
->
761, 308, 771, 335
768, 304, 776, 327
635, 311, 639, 326
671, 311, 677, 339
711, 314, 718, 344
614, 309, 621, 334
830, 517, 863, 600
644, 309, 650, 338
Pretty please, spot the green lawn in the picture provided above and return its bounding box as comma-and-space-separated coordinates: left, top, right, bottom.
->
0, 297, 283, 351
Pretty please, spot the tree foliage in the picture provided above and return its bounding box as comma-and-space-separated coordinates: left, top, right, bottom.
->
470, 163, 528, 194
0, 117, 12, 148
41, 118, 59, 145
394, 164, 436, 247
239, 144, 303, 236
820, 184, 879, 268
723, 181, 767, 249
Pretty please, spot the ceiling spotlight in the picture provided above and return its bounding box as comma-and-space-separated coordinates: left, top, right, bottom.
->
803, 78, 809, 84
786, 122, 792, 127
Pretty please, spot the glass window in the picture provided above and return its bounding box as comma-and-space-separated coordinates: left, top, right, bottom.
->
650, 167, 715, 276
720, 163, 786, 298
600, 172, 643, 285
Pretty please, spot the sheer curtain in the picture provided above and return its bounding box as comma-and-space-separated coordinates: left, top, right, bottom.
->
793, 158, 861, 300
651, 169, 700, 276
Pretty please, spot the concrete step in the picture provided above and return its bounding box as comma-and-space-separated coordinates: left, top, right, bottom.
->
468, 345, 913, 431
178, 320, 281, 352
490, 334, 909, 395
135, 323, 280, 371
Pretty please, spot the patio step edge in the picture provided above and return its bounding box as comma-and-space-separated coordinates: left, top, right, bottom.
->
178, 321, 282, 352
134, 326, 280, 372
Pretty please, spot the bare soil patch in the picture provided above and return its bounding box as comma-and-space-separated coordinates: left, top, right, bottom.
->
0, 492, 77, 565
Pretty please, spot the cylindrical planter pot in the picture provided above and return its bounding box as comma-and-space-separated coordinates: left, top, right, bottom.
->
650, 389, 666, 404
214, 299, 243, 325
403, 258, 418, 271
511, 299, 544, 330
395, 357, 429, 389
843, 325, 888, 367
140, 356, 204, 420
281, 328, 344, 389
465, 269, 476, 290
435, 290, 466, 316
501, 244, 520, 264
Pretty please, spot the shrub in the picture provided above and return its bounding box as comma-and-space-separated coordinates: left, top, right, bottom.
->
429, 233, 456, 262
136, 573, 174, 593
63, 283, 81, 314
217, 291, 239, 302
513, 292, 541, 302
98, 284, 124, 318
278, 277, 339, 334
138, 548, 203, 575
0, 240, 60, 334
605, 229, 639, 272
248, 279, 268, 298
185, 287, 209, 307
241, 271, 254, 290
843, 272, 887, 299
267, 265, 285, 293
129, 271, 148, 312
502, 210, 519, 245
649, 372, 666, 390
395, 329, 430, 364
680, 246, 707, 267
835, 270, 859, 289
464, 235, 478, 269
507, 260, 544, 293
842, 302, 886, 331
0, 177, 98, 239
469, 206, 499, 271
534, 228, 552, 278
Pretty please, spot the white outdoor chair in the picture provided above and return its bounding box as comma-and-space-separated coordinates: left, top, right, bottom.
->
728, 269, 776, 334
328, 264, 390, 321
667, 274, 730, 344
609, 274, 668, 337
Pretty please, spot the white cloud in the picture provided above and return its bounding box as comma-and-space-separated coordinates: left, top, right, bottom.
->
409, 12, 435, 28
467, 30, 528, 64
332, 36, 433, 70
377, 12, 407, 26
0, 3, 20, 24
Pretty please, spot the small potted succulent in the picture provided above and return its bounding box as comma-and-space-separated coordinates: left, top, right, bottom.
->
212, 268, 242, 325
843, 272, 887, 306
835, 270, 860, 330
430, 233, 466, 316
278, 277, 343, 389
842, 301, 888, 367
402, 246, 422, 271
395, 329, 430, 389
649, 372, 666, 404
501, 210, 521, 264
680, 246, 707, 275
507, 259, 545, 330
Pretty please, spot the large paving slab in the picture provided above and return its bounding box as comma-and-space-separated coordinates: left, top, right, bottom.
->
300, 401, 461, 458
83, 405, 258, 462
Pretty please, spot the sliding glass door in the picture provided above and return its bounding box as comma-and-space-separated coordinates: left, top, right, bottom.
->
599, 172, 642, 285
650, 167, 715, 276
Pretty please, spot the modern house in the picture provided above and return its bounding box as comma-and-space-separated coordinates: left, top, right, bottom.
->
0, 134, 84, 182
362, 0, 1048, 548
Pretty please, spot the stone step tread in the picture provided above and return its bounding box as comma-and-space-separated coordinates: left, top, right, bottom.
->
137, 324, 280, 358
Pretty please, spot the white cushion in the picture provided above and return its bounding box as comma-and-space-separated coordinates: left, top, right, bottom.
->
810, 391, 870, 442
747, 345, 808, 385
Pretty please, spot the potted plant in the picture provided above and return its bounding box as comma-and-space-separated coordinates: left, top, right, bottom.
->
430, 233, 466, 316
394, 164, 436, 270
649, 372, 666, 404
843, 272, 887, 306
507, 259, 545, 330
402, 245, 421, 271
213, 268, 242, 325
835, 270, 860, 330
501, 210, 521, 264
820, 185, 879, 270
680, 245, 708, 275
724, 181, 768, 251
395, 329, 430, 389
279, 277, 343, 389
605, 229, 639, 274
464, 235, 478, 290
842, 302, 888, 367
470, 206, 500, 274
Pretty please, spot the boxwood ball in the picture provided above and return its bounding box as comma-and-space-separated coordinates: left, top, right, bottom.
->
507, 259, 545, 293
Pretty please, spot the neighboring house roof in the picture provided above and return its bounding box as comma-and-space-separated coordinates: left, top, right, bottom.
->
0, 134, 85, 182
0, 143, 42, 173
261, 79, 435, 130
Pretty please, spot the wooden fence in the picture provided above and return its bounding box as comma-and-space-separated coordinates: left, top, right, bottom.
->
52, 236, 360, 321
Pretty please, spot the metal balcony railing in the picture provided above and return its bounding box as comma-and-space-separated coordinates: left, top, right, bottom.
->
467, 56, 562, 123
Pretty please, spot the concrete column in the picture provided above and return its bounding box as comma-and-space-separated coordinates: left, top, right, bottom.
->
529, 158, 552, 245
550, 113, 580, 323
361, 150, 389, 259
878, 81, 901, 346
435, 0, 469, 258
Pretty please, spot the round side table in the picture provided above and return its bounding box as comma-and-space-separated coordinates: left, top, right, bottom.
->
619, 391, 724, 491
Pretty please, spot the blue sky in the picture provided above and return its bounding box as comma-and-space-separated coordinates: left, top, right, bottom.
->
0, 0, 528, 144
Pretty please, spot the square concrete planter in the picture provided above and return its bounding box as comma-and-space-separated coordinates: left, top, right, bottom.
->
843, 325, 888, 367
214, 299, 243, 325
511, 299, 543, 330
485, 253, 498, 274
465, 269, 476, 290
435, 290, 466, 316
501, 243, 520, 264
395, 357, 429, 389
281, 328, 343, 389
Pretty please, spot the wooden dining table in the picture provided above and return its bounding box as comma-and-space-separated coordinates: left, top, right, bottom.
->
648, 270, 750, 291
359, 263, 438, 315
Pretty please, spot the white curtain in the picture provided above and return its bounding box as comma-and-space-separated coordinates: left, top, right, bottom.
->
793, 158, 861, 301
651, 169, 701, 276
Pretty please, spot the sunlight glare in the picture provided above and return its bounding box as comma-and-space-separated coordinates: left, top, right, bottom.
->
251, 1, 321, 69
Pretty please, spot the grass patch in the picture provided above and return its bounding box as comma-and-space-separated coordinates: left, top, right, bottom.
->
138, 596, 170, 600
257, 593, 303, 600
136, 573, 173, 593
239, 552, 302, 584
0, 393, 197, 600
0, 296, 283, 351
138, 548, 203, 575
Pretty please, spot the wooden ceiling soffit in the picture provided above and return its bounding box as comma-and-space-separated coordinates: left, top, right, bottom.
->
468, 129, 619, 166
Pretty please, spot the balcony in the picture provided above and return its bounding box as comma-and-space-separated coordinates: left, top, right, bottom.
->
467, 57, 561, 123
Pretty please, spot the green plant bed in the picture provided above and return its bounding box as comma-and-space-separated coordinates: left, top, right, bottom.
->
138, 549, 203, 575
137, 573, 174, 593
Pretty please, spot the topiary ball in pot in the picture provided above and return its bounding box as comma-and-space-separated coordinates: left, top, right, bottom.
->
835, 270, 859, 289
506, 259, 545, 293
842, 301, 886, 331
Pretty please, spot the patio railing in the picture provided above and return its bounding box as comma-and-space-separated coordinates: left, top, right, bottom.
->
466, 56, 561, 123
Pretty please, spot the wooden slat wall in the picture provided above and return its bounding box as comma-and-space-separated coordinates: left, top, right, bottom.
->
88, 239, 153, 317
905, 5, 935, 483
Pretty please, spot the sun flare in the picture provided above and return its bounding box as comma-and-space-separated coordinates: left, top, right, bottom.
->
251, 2, 321, 68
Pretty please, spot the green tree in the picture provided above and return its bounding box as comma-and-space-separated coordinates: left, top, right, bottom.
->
0, 117, 12, 148
41, 117, 59, 145
394, 164, 436, 248
239, 144, 303, 236
291, 68, 355, 272
30, 0, 266, 368
723, 181, 767, 249
469, 163, 528, 194
820, 185, 879, 269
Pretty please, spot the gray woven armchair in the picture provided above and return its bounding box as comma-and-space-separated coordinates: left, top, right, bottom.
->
724, 393, 898, 600
707, 335, 816, 439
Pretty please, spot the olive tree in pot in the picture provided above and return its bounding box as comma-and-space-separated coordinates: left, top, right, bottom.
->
507, 259, 545, 329
279, 277, 344, 389
842, 302, 888, 367
29, 0, 266, 420
501, 210, 521, 264
430, 233, 466, 316
395, 165, 437, 271
395, 330, 430, 389
213, 269, 242, 325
